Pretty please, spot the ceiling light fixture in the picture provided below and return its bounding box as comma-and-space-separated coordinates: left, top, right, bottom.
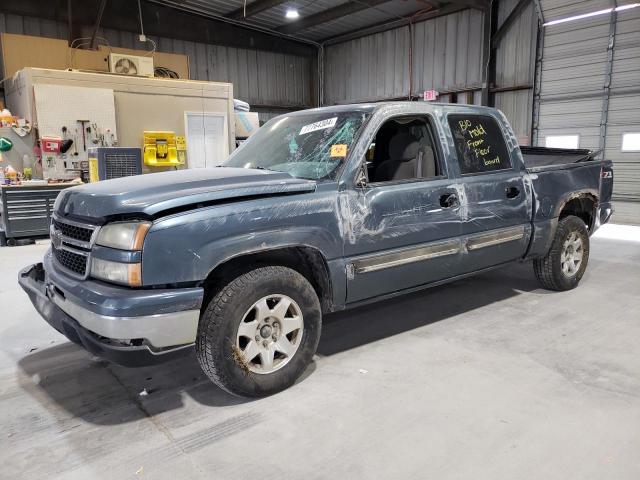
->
544, 3, 639, 26
285, 8, 300, 19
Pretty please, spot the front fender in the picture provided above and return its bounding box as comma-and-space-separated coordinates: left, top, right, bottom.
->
141, 193, 343, 285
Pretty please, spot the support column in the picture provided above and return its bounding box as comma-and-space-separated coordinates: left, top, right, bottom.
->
480, 1, 494, 106
598, 6, 617, 159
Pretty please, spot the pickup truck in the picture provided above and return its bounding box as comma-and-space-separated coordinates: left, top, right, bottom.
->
19, 102, 613, 397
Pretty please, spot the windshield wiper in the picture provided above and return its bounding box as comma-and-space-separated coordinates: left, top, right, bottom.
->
249, 166, 280, 173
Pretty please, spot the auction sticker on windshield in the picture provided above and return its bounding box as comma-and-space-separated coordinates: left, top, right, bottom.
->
300, 117, 337, 135
330, 144, 348, 157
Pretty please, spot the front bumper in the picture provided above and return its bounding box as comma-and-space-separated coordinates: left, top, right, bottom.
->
18, 260, 203, 367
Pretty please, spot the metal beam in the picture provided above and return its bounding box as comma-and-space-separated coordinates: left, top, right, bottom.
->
276, 0, 390, 34
2, 0, 318, 55
532, 0, 544, 23
491, 0, 531, 48
480, 1, 495, 105
67, 0, 72, 44
89, 0, 108, 49
490, 84, 532, 93
531, 15, 544, 145
598, 6, 617, 159
226, 0, 288, 20
146, 0, 319, 51
444, 0, 488, 10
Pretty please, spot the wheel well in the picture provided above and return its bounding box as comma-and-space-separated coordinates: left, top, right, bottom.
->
559, 196, 596, 231
201, 247, 333, 314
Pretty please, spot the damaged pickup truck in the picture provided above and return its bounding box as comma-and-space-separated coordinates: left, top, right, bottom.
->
19, 103, 613, 397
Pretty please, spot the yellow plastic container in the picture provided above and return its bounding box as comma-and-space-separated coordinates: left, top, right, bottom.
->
143, 131, 186, 167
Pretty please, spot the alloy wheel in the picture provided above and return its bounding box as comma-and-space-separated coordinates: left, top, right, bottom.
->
235, 294, 304, 374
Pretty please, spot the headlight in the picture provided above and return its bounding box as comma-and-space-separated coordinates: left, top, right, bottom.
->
95, 221, 151, 250
91, 257, 142, 287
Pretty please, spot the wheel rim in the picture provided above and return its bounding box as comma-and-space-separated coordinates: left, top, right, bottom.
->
560, 231, 584, 278
235, 294, 304, 374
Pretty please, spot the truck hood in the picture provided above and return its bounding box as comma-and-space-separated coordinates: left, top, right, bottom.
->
55, 167, 317, 222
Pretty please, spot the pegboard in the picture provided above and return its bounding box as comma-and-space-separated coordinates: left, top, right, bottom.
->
33, 83, 118, 166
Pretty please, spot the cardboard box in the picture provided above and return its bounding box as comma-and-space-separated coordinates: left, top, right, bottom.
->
234, 111, 260, 138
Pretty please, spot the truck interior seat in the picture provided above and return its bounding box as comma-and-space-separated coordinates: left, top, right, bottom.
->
375, 132, 434, 182
421, 145, 437, 178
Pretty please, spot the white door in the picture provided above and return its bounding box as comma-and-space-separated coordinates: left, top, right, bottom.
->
184, 112, 228, 169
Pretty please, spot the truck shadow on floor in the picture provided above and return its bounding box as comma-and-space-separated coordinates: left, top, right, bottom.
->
18, 261, 543, 425
318, 261, 545, 356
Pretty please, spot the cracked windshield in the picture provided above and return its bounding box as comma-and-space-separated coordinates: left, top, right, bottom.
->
223, 111, 370, 180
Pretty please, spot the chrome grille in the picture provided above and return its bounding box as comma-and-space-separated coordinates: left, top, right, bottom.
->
52, 218, 94, 243
50, 216, 98, 278
52, 246, 88, 276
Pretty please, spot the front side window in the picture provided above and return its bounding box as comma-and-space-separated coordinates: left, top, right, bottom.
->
223, 111, 370, 181
448, 114, 511, 174
365, 116, 444, 184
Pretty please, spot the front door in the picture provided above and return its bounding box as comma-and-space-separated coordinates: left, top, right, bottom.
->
446, 113, 531, 273
342, 114, 463, 303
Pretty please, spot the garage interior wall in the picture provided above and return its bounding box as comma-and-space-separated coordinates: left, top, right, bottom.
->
323, 10, 484, 105
493, 0, 538, 144
322, 4, 537, 142
534, 0, 640, 224
1, 5, 539, 140
2, 4, 635, 225
0, 12, 313, 123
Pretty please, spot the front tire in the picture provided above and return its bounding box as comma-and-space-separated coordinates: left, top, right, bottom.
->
196, 266, 322, 397
533, 215, 590, 291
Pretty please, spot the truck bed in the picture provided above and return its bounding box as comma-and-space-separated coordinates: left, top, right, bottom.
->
521, 146, 596, 171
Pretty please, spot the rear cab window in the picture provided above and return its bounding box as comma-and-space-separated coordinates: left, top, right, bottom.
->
447, 114, 511, 175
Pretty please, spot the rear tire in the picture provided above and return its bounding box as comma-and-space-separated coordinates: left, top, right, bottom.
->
533, 215, 590, 291
196, 266, 322, 397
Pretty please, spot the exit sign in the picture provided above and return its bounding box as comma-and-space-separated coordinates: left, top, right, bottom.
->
423, 90, 438, 101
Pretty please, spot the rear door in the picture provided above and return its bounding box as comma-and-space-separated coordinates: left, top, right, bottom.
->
446, 113, 531, 273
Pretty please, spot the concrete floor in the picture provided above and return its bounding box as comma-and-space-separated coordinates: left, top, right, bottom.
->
1, 224, 639, 480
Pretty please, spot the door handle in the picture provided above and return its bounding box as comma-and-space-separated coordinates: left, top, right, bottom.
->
505, 186, 520, 199
440, 193, 459, 209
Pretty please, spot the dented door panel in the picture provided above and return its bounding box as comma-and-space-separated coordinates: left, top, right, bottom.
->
341, 178, 462, 303
457, 170, 532, 272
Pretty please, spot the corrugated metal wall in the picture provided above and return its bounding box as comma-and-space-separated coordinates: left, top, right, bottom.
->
97, 27, 313, 110
494, 0, 538, 141
535, 1, 640, 224
322, 6, 537, 141
0, 12, 312, 122
0, 13, 68, 78
412, 9, 486, 95
535, 14, 609, 151
604, 6, 640, 223
323, 26, 411, 104
323, 9, 485, 105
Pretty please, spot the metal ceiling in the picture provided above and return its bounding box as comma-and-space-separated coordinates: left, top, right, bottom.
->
151, 0, 487, 44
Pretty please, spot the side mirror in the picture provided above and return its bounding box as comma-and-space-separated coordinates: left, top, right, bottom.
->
355, 163, 368, 189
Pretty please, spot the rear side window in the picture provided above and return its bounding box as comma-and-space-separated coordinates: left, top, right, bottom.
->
448, 115, 511, 174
